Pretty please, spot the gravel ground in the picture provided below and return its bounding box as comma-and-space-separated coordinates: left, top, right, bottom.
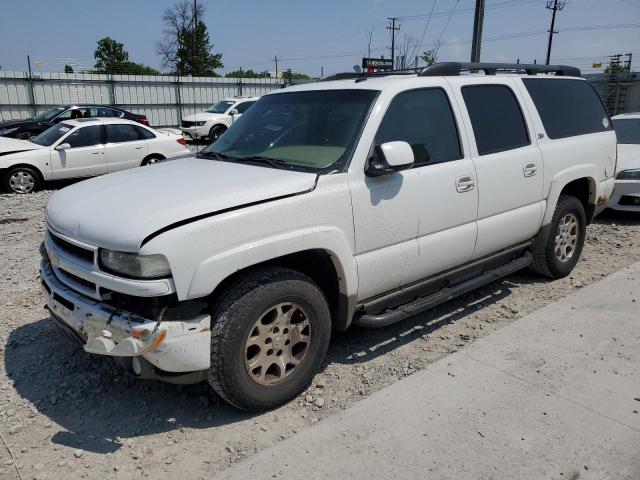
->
1, 185, 640, 480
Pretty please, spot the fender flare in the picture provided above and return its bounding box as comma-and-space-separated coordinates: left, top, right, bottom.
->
542, 164, 598, 225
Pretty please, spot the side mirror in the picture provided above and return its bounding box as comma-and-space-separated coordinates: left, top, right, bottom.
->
365, 141, 414, 177
55, 143, 71, 151
229, 109, 239, 116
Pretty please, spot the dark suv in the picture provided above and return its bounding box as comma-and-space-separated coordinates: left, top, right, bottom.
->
0, 104, 150, 140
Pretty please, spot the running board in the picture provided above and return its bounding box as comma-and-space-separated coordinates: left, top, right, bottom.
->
354, 252, 532, 328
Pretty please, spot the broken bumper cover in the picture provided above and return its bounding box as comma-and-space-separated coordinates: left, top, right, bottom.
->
40, 260, 211, 380
608, 180, 640, 212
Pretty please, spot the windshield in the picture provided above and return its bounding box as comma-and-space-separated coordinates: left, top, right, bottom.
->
31, 123, 74, 146
207, 100, 235, 114
202, 89, 379, 172
33, 106, 66, 122
613, 118, 640, 144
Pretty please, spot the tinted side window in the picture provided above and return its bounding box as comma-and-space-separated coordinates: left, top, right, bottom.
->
376, 88, 462, 167
66, 125, 103, 148
612, 119, 640, 144
235, 101, 255, 114
106, 124, 140, 143
134, 125, 156, 140
462, 85, 530, 155
523, 78, 611, 139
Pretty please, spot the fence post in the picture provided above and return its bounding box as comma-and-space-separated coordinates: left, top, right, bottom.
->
237, 78, 243, 96
26, 56, 37, 116
109, 74, 116, 106
175, 76, 182, 125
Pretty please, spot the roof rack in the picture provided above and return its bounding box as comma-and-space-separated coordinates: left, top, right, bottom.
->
318, 69, 417, 82
419, 62, 580, 77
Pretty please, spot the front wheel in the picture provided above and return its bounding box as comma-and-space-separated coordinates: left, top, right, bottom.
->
208, 125, 226, 143
530, 194, 586, 279
207, 267, 331, 411
3, 166, 41, 194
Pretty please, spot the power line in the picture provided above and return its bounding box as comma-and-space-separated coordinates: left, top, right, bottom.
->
409, 0, 437, 62
398, 0, 538, 21
434, 0, 460, 56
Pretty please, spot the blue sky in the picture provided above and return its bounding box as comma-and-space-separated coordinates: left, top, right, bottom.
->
0, 0, 638, 76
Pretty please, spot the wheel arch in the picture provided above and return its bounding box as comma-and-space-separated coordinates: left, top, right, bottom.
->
543, 167, 598, 226
207, 249, 355, 331
141, 153, 166, 166
1, 162, 46, 184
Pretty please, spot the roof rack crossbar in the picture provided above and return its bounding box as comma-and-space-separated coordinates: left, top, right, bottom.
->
419, 62, 581, 77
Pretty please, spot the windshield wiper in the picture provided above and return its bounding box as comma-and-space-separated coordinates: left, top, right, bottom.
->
198, 151, 235, 161
235, 155, 291, 169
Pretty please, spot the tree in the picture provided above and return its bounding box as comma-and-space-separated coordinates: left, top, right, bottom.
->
397, 35, 418, 69
64, 64, 74, 73
157, 0, 223, 76
289, 72, 310, 80
94, 37, 129, 71
93, 37, 160, 75
225, 69, 265, 78
420, 49, 438, 67
605, 58, 627, 75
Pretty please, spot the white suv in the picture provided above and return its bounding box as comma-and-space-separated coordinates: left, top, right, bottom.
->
179, 96, 259, 141
40, 63, 616, 411
610, 113, 640, 210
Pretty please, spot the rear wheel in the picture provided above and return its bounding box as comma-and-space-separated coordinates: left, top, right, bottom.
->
530, 194, 586, 278
208, 125, 226, 143
3, 166, 40, 194
207, 267, 331, 411
141, 154, 164, 166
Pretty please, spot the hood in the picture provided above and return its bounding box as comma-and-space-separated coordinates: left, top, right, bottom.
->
183, 112, 227, 122
0, 119, 32, 131
46, 157, 318, 251
616, 143, 640, 173
0, 137, 44, 155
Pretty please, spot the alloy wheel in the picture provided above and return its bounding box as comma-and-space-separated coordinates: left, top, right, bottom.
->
554, 213, 578, 262
9, 170, 35, 194
244, 302, 311, 386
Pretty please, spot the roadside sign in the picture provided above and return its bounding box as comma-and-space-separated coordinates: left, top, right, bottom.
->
362, 57, 393, 73
592, 62, 602, 68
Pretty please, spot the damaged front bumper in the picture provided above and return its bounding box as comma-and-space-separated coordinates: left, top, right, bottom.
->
40, 259, 211, 384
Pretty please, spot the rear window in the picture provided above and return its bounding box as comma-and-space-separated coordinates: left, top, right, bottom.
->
612, 118, 640, 144
462, 84, 530, 156
522, 78, 611, 139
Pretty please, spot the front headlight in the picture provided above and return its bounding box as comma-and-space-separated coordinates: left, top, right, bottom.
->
0, 127, 19, 136
617, 169, 640, 180
195, 121, 206, 126
99, 250, 171, 279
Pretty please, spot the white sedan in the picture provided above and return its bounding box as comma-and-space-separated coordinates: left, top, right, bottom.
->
0, 118, 190, 193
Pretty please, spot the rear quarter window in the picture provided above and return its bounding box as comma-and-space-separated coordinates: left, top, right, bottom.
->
522, 78, 611, 139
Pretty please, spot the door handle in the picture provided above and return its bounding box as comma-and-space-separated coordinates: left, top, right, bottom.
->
135, 146, 143, 150
523, 163, 537, 177
456, 175, 475, 193
91, 152, 100, 155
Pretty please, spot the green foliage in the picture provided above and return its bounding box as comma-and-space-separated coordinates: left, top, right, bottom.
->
604, 59, 627, 75
64, 64, 74, 74
94, 37, 129, 70
175, 20, 223, 76
93, 37, 160, 75
157, 1, 223, 77
420, 49, 438, 67
289, 71, 310, 80
225, 69, 266, 78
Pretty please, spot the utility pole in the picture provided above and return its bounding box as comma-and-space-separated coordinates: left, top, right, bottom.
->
470, 0, 485, 62
545, 0, 565, 65
386, 17, 400, 69
624, 53, 632, 72
192, 0, 198, 76
272, 55, 279, 78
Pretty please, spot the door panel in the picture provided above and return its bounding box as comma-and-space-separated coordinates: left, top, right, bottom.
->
51, 146, 106, 179
105, 141, 148, 172
350, 86, 478, 301
51, 125, 106, 179
452, 79, 544, 259
104, 123, 149, 172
